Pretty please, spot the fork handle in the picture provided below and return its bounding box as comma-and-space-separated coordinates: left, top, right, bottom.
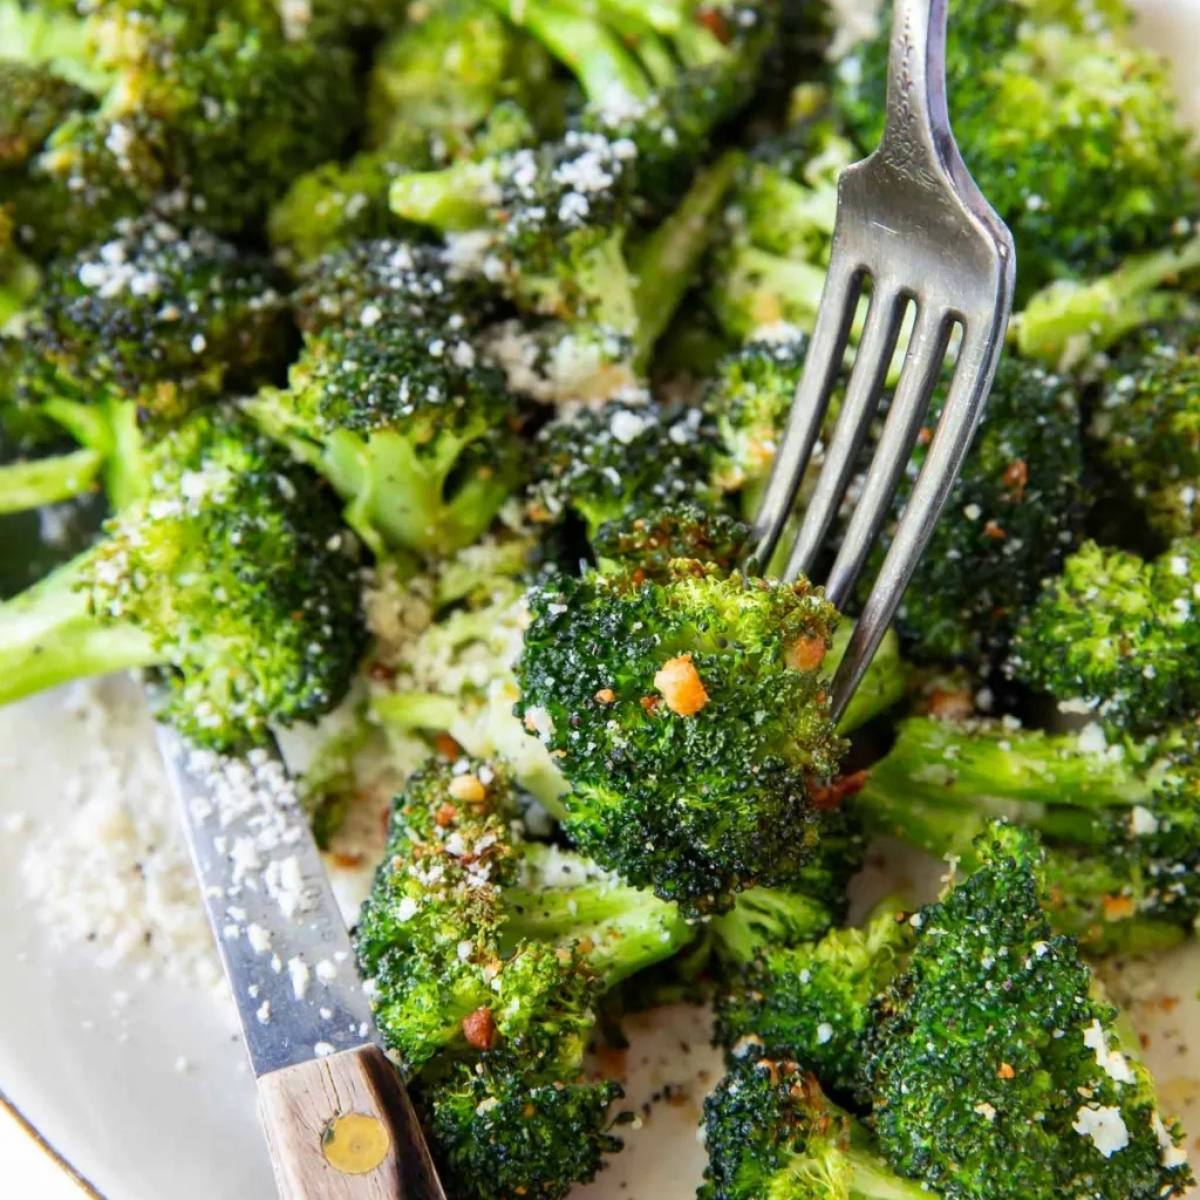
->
258, 1044, 447, 1200
880, 0, 951, 161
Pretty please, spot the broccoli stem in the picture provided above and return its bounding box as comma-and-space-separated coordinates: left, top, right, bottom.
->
712, 244, 829, 338
829, 625, 906, 735
0, 446, 101, 513
502, 844, 693, 986
1017, 232, 1200, 368
0, 548, 159, 705
371, 690, 463, 733
842, 1121, 932, 1200
709, 885, 836, 964
629, 151, 741, 367
482, 0, 652, 103
42, 395, 146, 510
388, 159, 495, 232
0, 0, 110, 91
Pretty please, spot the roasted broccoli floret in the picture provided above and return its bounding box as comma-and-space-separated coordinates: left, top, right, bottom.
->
856, 715, 1200, 953
1091, 322, 1200, 541
355, 756, 692, 1200
245, 243, 526, 558
713, 901, 913, 1095
0, 217, 288, 514
865, 354, 1086, 665
860, 825, 1193, 1199
837, 0, 1200, 296
592, 500, 752, 579
705, 116, 853, 341
700, 1058, 928, 1200
0, 410, 364, 749
527, 397, 722, 538
514, 560, 846, 912
1008, 537, 1200, 732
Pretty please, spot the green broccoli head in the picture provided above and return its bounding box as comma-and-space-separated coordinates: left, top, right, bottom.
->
700, 1058, 927, 1200
514, 561, 847, 912
0, 59, 89, 170
860, 824, 1193, 1200
355, 754, 691, 1199
855, 715, 1200, 954
592, 500, 752, 579
528, 397, 722, 538
0, 410, 365, 749
714, 901, 913, 1096
867, 354, 1086, 665
247, 279, 526, 558
704, 335, 808, 501
836, 0, 1199, 296
1092, 322, 1200, 541
1007, 538, 1200, 732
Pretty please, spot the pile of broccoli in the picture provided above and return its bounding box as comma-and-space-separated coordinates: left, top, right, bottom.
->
3, 0, 1200, 1195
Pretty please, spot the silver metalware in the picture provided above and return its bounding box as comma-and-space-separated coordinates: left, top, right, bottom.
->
751, 0, 1016, 719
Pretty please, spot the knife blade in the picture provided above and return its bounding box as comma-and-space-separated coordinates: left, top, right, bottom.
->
153, 712, 447, 1198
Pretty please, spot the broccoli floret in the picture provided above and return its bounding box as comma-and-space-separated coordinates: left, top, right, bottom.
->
592, 500, 752, 579
1008, 538, 1200, 733
836, 0, 1200, 297
700, 1059, 927, 1200
860, 824, 1193, 1199
705, 117, 853, 341
865, 354, 1086, 665
246, 246, 526, 558
1092, 322, 1200, 541
355, 755, 692, 1199
0, 217, 288, 514
0, 410, 364, 749
527, 397, 722, 538
714, 901, 913, 1096
0, 60, 89, 171
856, 715, 1200, 953
514, 560, 846, 912
1016, 230, 1200, 369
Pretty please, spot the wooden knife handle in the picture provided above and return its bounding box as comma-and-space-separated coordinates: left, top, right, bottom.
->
257, 1044, 448, 1200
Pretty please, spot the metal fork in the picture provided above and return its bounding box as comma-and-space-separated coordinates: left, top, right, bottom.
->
750, 0, 1015, 721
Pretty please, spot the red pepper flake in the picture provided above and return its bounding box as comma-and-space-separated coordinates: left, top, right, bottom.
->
785, 635, 828, 672
654, 654, 710, 716
917, 426, 934, 446
927, 688, 974, 721
1102, 894, 1135, 922
462, 1007, 497, 1051
997, 1062, 1015, 1080
434, 803, 458, 828
1002, 458, 1029, 499
695, 6, 732, 43
983, 520, 1007, 540
594, 687, 616, 705
367, 661, 396, 682
434, 732, 463, 760
809, 770, 869, 811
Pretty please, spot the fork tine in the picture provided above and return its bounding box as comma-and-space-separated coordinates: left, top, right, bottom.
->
822, 304, 953, 608
782, 285, 908, 582
828, 319, 1003, 718
751, 252, 862, 568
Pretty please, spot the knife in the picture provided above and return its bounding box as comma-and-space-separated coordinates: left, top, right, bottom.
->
154, 713, 448, 1200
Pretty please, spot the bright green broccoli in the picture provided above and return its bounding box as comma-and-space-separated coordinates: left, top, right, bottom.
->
700, 1057, 928, 1200
1007, 537, 1200, 733
0, 217, 288, 514
837, 0, 1200, 297
514, 559, 846, 912
0, 409, 365, 749
355, 755, 692, 1200
1091, 322, 1200, 541
245, 241, 526, 558
856, 715, 1200, 953
860, 824, 1193, 1199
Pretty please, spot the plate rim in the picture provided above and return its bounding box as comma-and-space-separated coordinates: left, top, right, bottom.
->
1, 1086, 107, 1199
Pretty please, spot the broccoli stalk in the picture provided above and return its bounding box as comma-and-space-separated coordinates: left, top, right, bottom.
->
0, 446, 102, 515
1017, 232, 1200, 368
854, 716, 1200, 953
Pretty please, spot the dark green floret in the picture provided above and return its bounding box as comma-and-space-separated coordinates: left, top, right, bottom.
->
699, 1058, 927, 1200
355, 756, 692, 1200
836, 0, 1200, 296
0, 410, 365, 749
592, 500, 752, 579
246, 247, 526, 558
1092, 322, 1200, 540
514, 560, 846, 912
866, 354, 1086, 665
855, 715, 1200, 953
0, 217, 288, 514
527, 397, 722, 538
860, 824, 1193, 1200
1008, 537, 1200, 732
